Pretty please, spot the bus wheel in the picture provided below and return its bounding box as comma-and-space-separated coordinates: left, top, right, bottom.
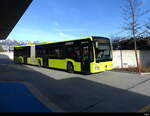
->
67, 63, 74, 73
19, 58, 22, 64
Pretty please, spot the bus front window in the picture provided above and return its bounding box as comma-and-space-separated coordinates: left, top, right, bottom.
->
95, 41, 112, 62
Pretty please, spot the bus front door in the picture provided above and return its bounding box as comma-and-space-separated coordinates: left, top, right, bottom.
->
81, 46, 90, 74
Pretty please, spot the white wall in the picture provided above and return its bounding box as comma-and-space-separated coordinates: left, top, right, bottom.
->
0, 52, 13, 60
113, 50, 150, 68
138, 50, 150, 67
1, 51, 150, 69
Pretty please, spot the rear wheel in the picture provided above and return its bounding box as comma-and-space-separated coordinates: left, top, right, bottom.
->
18, 58, 23, 64
67, 63, 74, 73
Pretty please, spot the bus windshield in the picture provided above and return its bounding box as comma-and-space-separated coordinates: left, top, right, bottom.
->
94, 38, 112, 62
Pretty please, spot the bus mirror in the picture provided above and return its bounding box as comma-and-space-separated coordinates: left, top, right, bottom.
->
96, 41, 98, 48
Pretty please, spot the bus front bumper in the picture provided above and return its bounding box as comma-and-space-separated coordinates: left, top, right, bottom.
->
90, 61, 113, 73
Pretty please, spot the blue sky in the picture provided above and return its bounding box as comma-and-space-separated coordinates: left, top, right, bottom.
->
7, 0, 150, 42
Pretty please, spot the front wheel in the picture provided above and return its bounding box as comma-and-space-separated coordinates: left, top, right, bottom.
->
18, 58, 23, 64
67, 63, 74, 73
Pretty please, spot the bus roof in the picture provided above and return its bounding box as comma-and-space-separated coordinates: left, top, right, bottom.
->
35, 36, 92, 46
35, 41, 54, 45
14, 41, 53, 48
14, 44, 34, 48
14, 36, 109, 47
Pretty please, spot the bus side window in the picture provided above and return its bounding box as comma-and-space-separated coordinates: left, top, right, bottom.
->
49, 47, 55, 58
55, 48, 59, 58
74, 46, 81, 61
54, 47, 63, 59
43, 49, 46, 56
59, 47, 64, 59
67, 46, 74, 59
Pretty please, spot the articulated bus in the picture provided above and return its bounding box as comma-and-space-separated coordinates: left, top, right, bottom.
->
14, 36, 113, 74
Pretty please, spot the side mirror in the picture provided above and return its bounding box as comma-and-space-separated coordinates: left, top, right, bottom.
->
96, 41, 98, 48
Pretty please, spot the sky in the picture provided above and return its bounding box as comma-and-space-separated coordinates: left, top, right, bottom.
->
7, 0, 150, 42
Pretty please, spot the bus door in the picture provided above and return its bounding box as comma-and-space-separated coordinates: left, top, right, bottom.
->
81, 45, 90, 73
24, 48, 27, 64
43, 57, 48, 67
42, 48, 49, 67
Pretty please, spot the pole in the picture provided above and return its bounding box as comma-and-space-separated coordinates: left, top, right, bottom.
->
134, 37, 141, 73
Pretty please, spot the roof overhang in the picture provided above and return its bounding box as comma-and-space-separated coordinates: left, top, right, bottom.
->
0, 0, 32, 40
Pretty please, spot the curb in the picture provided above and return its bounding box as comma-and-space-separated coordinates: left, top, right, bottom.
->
140, 73, 150, 75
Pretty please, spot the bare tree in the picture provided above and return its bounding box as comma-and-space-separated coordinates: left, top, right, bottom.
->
145, 19, 150, 36
122, 0, 149, 72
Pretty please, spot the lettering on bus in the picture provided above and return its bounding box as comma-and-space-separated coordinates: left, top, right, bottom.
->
97, 39, 109, 43
81, 41, 89, 44
65, 42, 74, 45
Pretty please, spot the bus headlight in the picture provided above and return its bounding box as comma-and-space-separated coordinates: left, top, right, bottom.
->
94, 66, 100, 70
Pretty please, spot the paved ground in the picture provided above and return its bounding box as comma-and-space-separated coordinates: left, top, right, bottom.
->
0, 83, 51, 113
1, 54, 150, 112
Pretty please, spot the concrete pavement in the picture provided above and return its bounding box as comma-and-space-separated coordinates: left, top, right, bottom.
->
1, 53, 150, 112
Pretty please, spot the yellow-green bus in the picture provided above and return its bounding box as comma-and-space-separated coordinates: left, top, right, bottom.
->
14, 36, 113, 74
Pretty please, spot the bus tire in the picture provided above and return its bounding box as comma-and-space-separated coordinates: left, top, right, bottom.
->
19, 58, 23, 64
67, 62, 74, 73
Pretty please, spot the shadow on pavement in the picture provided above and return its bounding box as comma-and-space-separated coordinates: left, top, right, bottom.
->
0, 58, 150, 112
0, 83, 51, 113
